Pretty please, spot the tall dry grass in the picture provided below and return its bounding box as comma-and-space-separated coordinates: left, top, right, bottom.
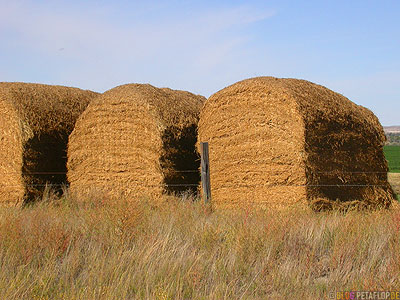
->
0, 190, 399, 300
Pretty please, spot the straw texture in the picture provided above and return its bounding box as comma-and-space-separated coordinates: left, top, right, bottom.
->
198, 77, 395, 210
67, 84, 205, 201
0, 82, 98, 205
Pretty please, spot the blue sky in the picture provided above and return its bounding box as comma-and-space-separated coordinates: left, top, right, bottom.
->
0, 0, 399, 125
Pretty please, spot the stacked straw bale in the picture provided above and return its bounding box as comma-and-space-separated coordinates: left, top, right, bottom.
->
0, 82, 98, 205
198, 77, 395, 210
67, 84, 205, 201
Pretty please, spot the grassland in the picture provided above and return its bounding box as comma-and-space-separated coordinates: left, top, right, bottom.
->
384, 145, 400, 173
385, 144, 400, 199
0, 146, 398, 299
1, 191, 400, 300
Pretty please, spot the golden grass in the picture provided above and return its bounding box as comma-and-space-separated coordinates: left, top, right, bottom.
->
0, 191, 399, 300
388, 173, 400, 198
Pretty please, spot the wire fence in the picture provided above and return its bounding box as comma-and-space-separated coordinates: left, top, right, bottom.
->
1, 184, 395, 188
2, 168, 399, 176
1, 169, 399, 189
1, 144, 399, 190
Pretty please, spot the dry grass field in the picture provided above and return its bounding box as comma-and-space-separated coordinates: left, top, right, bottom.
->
389, 173, 400, 196
0, 191, 399, 300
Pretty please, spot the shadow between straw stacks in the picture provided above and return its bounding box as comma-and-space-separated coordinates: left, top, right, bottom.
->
0, 82, 99, 206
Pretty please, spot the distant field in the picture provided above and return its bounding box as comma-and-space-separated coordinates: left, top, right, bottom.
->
383, 125, 400, 133
385, 145, 400, 199
386, 133, 400, 145
384, 145, 400, 173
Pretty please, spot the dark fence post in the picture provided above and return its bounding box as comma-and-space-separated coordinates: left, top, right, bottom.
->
200, 142, 211, 204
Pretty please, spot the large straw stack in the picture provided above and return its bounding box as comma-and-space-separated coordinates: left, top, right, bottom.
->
0, 82, 98, 205
198, 77, 395, 210
67, 84, 205, 201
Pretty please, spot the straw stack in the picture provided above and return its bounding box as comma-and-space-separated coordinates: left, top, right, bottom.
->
67, 84, 205, 202
0, 82, 98, 205
198, 77, 395, 210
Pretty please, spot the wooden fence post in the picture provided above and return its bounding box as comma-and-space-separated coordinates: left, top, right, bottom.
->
200, 142, 211, 204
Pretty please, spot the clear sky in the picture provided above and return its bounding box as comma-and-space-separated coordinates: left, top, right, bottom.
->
0, 0, 399, 125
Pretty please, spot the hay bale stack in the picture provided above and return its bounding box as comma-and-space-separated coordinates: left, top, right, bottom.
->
67, 84, 205, 201
198, 77, 395, 210
0, 82, 98, 205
